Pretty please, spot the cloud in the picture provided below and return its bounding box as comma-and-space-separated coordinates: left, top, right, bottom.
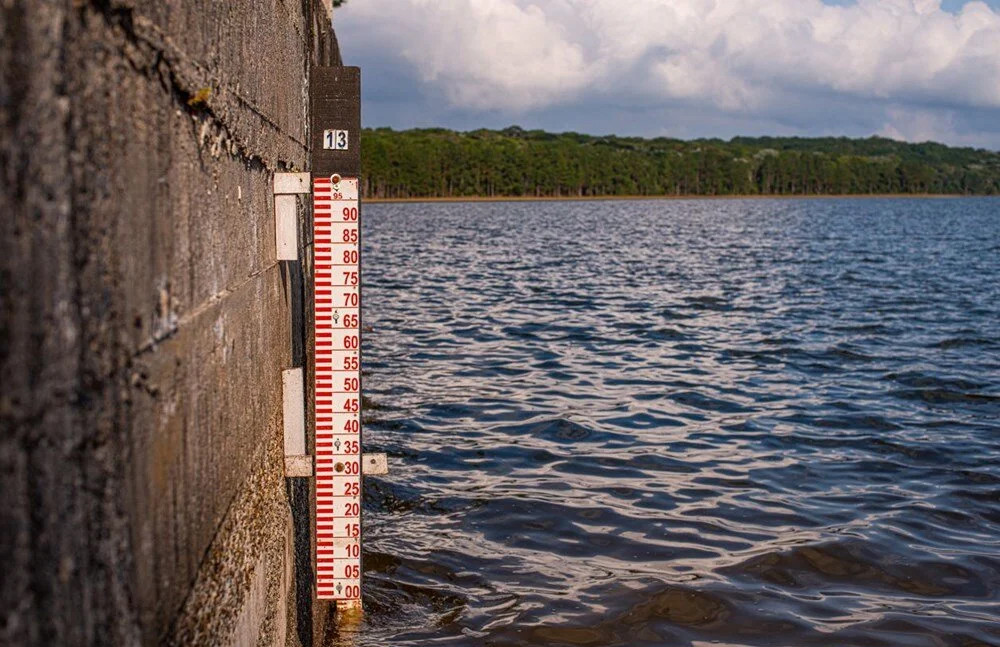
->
878, 104, 1000, 145
337, 0, 1000, 145
344, 0, 592, 110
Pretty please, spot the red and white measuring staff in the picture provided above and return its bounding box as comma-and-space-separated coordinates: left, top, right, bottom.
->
313, 174, 362, 603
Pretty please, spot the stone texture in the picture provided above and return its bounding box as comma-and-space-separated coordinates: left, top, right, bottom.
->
1, 1, 340, 644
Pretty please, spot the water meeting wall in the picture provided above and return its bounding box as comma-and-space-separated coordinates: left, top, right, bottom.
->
1, 1, 340, 644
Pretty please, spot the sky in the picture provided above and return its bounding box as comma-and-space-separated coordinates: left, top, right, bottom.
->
335, 0, 1000, 148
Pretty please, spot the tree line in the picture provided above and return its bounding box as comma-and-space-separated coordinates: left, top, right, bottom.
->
361, 126, 1000, 199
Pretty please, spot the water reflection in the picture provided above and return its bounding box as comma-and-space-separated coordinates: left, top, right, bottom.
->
326, 198, 1000, 646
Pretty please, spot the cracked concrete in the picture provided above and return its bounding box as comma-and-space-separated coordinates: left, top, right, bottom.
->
1, 1, 339, 644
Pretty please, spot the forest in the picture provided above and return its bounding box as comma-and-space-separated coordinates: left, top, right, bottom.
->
361, 126, 1000, 199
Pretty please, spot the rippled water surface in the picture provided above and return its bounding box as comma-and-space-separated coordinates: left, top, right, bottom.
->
333, 198, 1000, 646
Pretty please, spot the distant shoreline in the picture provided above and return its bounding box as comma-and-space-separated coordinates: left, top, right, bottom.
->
365, 193, 983, 205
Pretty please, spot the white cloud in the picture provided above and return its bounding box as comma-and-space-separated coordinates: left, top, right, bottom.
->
877, 105, 994, 145
338, 0, 1000, 144
349, 0, 593, 110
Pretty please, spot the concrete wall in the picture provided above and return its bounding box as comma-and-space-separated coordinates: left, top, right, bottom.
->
1, 2, 339, 644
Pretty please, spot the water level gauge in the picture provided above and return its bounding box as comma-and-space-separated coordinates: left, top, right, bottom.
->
313, 175, 362, 603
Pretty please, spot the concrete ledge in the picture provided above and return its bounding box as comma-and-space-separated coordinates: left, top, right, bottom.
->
320, 0, 336, 22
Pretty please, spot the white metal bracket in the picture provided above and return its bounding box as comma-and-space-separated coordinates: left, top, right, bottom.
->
362, 453, 389, 476
282, 366, 388, 478
274, 172, 311, 194
273, 172, 311, 261
283, 368, 308, 476
283, 453, 389, 478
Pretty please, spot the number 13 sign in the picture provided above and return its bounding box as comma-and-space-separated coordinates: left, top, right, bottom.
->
323, 129, 349, 150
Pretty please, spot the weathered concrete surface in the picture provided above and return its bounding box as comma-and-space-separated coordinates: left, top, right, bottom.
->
1, 1, 340, 644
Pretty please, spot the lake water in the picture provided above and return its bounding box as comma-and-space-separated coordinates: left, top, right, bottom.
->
332, 198, 1000, 646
